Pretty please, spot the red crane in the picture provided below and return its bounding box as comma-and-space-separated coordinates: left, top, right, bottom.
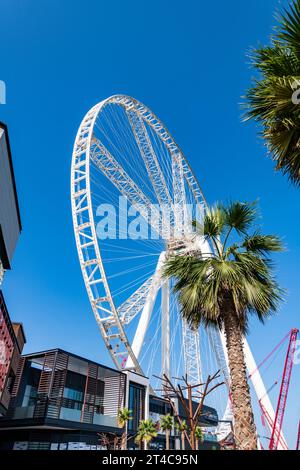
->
296, 420, 300, 450
259, 401, 288, 450
269, 328, 299, 450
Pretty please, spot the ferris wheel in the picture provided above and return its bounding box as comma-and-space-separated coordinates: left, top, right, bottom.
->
71, 95, 286, 448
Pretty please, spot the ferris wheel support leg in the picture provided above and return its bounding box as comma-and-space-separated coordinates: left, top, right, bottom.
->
219, 330, 230, 367
126, 252, 166, 370
161, 279, 170, 379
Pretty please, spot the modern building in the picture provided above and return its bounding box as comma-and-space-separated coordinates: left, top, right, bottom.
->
0, 348, 126, 450
0, 291, 26, 416
0, 121, 22, 283
0, 120, 24, 417
0, 348, 219, 450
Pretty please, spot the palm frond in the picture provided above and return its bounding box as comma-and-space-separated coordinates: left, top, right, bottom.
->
277, 0, 300, 56
242, 233, 284, 254
223, 201, 257, 234
249, 43, 300, 76
243, 0, 300, 185
203, 205, 225, 238
160, 414, 173, 431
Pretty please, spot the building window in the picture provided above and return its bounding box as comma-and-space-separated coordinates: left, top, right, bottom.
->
64, 370, 86, 401
59, 371, 86, 422
63, 387, 83, 402
60, 370, 105, 423
128, 382, 145, 432
22, 385, 38, 407
149, 401, 166, 415
94, 379, 105, 415
21, 365, 40, 407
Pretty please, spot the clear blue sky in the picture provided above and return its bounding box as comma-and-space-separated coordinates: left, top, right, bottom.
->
1, 0, 299, 447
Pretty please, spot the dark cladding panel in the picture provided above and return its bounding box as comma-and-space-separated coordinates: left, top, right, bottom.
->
0, 124, 21, 269
33, 352, 56, 418
47, 351, 69, 419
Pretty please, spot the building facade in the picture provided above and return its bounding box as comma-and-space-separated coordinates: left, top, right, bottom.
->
0, 348, 219, 450
0, 122, 22, 283
0, 292, 26, 416
0, 120, 24, 417
0, 349, 125, 449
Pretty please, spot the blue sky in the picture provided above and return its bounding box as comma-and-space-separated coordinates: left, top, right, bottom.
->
1, 0, 299, 447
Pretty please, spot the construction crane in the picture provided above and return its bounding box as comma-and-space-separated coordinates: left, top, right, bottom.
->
221, 328, 298, 450
259, 381, 277, 437
269, 328, 299, 450
296, 420, 300, 450
259, 401, 288, 450
249, 329, 292, 449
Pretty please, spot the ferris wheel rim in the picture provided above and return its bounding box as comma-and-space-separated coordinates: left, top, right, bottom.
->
71, 94, 207, 376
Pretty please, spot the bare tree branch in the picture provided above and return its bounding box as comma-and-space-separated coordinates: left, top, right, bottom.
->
154, 370, 224, 450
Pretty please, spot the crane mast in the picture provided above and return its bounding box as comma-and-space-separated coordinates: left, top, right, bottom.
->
296, 420, 300, 451
269, 328, 299, 450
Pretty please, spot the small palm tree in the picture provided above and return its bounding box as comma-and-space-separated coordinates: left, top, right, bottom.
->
175, 420, 187, 450
135, 419, 158, 450
244, 0, 300, 185
160, 414, 173, 450
117, 408, 132, 450
195, 426, 204, 450
164, 201, 283, 450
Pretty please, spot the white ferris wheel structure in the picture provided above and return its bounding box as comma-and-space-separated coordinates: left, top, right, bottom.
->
71, 95, 287, 448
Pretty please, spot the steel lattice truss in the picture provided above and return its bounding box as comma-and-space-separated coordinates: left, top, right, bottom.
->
71, 95, 287, 448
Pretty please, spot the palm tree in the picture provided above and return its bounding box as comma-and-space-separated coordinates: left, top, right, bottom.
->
160, 414, 173, 450
195, 426, 204, 450
117, 408, 132, 450
244, 0, 300, 185
164, 201, 283, 450
135, 419, 158, 450
175, 420, 187, 450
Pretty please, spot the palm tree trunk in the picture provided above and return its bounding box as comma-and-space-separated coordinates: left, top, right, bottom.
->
196, 439, 199, 450
223, 309, 257, 450
166, 430, 170, 450
144, 439, 148, 450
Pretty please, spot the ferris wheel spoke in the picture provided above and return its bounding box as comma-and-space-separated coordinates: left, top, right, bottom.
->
180, 155, 207, 209
207, 326, 231, 389
117, 276, 155, 325
126, 251, 166, 368
182, 321, 202, 386
161, 278, 170, 379
126, 109, 173, 208
90, 136, 161, 236
172, 152, 188, 235
116, 95, 206, 209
